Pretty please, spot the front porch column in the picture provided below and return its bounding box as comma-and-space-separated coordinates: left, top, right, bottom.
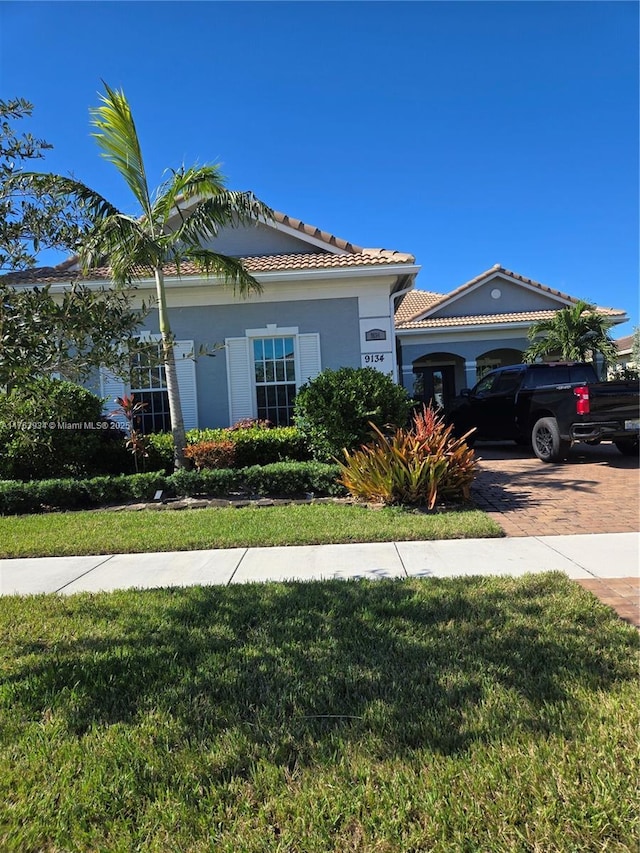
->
401, 364, 415, 393
464, 360, 477, 390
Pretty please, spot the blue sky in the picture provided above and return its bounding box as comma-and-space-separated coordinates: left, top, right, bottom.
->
2, 1, 638, 335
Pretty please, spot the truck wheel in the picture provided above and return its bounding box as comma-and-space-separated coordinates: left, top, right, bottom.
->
615, 439, 639, 457
531, 417, 570, 463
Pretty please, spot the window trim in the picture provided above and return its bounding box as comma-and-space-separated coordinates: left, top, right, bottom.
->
248, 326, 299, 425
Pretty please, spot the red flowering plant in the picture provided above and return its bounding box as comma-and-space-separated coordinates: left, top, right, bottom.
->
110, 394, 149, 472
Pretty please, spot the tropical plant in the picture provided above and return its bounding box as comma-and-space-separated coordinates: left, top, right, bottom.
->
110, 394, 149, 473
523, 300, 617, 372
338, 405, 476, 509
16, 83, 272, 469
184, 440, 236, 471
294, 366, 413, 461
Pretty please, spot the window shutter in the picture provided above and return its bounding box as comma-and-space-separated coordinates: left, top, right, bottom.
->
100, 368, 129, 429
173, 340, 198, 430
297, 333, 322, 386
225, 337, 254, 425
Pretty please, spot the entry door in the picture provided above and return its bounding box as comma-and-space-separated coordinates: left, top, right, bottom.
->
416, 366, 455, 411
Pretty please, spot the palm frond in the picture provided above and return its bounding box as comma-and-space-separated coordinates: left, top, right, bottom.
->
170, 191, 274, 247
8, 172, 121, 222
151, 164, 228, 227
178, 247, 262, 296
79, 214, 160, 284
524, 299, 617, 364
90, 82, 152, 220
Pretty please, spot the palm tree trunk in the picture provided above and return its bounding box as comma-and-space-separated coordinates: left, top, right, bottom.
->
154, 267, 187, 470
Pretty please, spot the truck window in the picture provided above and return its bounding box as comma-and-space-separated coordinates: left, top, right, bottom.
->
492, 371, 523, 394
522, 366, 570, 388
473, 372, 498, 395
568, 364, 598, 384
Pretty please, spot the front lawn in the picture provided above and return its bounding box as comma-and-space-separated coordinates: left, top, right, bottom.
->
0, 503, 501, 558
1, 574, 638, 851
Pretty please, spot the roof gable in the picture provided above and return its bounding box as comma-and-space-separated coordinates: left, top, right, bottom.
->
2, 205, 416, 286
416, 266, 577, 322
395, 266, 628, 330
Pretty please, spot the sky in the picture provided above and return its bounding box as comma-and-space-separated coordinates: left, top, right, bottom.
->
1, 1, 638, 336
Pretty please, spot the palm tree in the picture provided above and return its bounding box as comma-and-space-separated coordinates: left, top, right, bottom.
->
19, 83, 272, 469
523, 299, 617, 374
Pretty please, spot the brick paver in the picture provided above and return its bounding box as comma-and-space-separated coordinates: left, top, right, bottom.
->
471, 441, 639, 626
471, 442, 639, 538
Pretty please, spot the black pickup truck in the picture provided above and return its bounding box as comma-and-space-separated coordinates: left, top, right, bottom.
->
446, 362, 640, 463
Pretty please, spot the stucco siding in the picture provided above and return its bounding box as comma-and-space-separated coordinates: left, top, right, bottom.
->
142, 297, 360, 427
432, 276, 567, 318
198, 221, 329, 258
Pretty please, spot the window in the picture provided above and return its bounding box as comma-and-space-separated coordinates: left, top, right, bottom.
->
253, 337, 296, 425
130, 345, 171, 433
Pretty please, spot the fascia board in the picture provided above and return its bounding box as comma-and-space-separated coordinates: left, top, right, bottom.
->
396, 320, 537, 336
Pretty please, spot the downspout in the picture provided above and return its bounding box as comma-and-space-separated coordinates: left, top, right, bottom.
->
389, 277, 415, 384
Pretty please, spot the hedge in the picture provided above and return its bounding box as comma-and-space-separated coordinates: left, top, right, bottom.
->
0, 463, 344, 515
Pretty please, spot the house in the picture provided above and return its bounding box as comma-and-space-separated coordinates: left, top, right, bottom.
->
395, 265, 628, 409
610, 333, 638, 377
6, 211, 629, 428
6, 211, 420, 431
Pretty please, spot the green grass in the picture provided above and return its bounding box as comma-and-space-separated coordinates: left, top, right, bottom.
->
0, 574, 638, 851
0, 503, 501, 558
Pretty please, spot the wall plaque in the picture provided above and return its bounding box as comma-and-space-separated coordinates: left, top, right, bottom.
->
365, 328, 387, 342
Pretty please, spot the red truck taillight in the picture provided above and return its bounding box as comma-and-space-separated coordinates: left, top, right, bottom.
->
574, 385, 590, 415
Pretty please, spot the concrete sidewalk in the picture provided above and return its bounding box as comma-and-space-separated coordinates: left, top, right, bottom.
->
1, 532, 638, 597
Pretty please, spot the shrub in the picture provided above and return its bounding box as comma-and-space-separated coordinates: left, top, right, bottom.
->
232, 427, 310, 467
145, 432, 175, 474
184, 440, 237, 471
167, 468, 242, 497
0, 378, 125, 481
294, 367, 413, 461
0, 472, 169, 515
243, 462, 344, 497
338, 406, 477, 509
147, 426, 310, 470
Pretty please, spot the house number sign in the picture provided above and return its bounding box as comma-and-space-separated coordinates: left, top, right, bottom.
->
365, 329, 387, 342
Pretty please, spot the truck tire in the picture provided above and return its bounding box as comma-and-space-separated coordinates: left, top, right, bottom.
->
615, 439, 639, 457
531, 417, 570, 463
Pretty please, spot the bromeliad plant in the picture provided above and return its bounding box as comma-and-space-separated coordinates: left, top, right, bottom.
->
338, 405, 477, 509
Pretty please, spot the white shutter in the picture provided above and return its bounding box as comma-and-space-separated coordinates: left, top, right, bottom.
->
173, 340, 198, 430
100, 367, 129, 429
297, 333, 322, 386
225, 337, 254, 425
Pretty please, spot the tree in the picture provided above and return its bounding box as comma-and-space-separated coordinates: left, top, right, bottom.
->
0, 98, 85, 271
0, 97, 154, 390
18, 83, 272, 469
0, 280, 151, 389
523, 299, 617, 373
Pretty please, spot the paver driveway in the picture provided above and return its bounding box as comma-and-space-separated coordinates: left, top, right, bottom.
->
471, 440, 639, 628
471, 441, 639, 538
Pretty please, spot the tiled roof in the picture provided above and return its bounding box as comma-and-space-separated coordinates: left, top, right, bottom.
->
615, 334, 635, 354
2, 249, 416, 286
272, 211, 364, 253
396, 307, 627, 330
395, 289, 445, 324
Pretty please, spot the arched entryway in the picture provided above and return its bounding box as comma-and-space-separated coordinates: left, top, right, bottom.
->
475, 348, 523, 381
411, 352, 465, 410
